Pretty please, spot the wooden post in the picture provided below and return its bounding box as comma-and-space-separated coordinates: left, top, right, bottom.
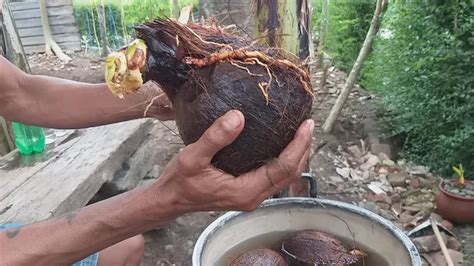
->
172, 0, 180, 19
315, 0, 328, 69
97, 2, 109, 57
322, 0, 388, 133
255, 0, 313, 197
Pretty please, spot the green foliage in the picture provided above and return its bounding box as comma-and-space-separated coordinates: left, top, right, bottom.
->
312, 0, 375, 71
73, 0, 198, 50
362, 1, 474, 178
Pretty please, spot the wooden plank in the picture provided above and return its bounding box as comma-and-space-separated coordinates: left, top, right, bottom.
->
10, 2, 39, 12
12, 5, 73, 20
10, 0, 72, 7
0, 120, 153, 224
15, 15, 77, 29
21, 32, 80, 46
18, 25, 78, 37
23, 41, 81, 53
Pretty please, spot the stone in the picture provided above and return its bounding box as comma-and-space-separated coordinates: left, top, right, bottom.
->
388, 173, 407, 187
430, 213, 443, 223
410, 178, 423, 189
348, 145, 362, 156
379, 209, 397, 221
400, 213, 415, 224
358, 201, 380, 214
446, 236, 463, 251
378, 167, 389, 175
370, 143, 392, 159
382, 159, 396, 166
390, 193, 402, 203
165, 244, 174, 251
412, 234, 447, 253
336, 167, 351, 179
360, 155, 380, 171
423, 249, 463, 266
377, 152, 391, 162
363, 170, 370, 180
377, 202, 391, 210
408, 165, 430, 176
441, 220, 454, 231
394, 186, 407, 193
329, 175, 344, 183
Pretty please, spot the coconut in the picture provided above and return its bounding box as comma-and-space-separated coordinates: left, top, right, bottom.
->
230, 248, 288, 266
281, 229, 359, 265
133, 19, 313, 176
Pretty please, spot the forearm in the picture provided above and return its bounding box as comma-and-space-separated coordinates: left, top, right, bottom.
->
0, 184, 178, 266
0, 56, 166, 128
8, 75, 161, 129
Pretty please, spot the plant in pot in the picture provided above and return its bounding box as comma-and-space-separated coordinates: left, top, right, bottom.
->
435, 164, 474, 224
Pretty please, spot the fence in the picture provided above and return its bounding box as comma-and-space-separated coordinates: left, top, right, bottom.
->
10, 0, 81, 54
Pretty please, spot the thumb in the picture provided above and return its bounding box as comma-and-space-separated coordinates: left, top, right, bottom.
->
190, 110, 245, 164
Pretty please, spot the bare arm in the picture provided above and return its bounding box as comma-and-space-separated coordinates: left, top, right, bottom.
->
0, 110, 314, 265
0, 56, 173, 129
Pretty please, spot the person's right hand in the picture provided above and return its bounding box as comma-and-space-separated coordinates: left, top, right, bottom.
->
149, 110, 314, 216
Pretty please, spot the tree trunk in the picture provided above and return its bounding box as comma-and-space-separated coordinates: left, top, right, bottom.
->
255, 0, 312, 197
199, 0, 255, 38
255, 0, 312, 60
315, 0, 328, 69
39, 0, 71, 61
172, 0, 180, 19
97, 2, 109, 57
322, 0, 388, 133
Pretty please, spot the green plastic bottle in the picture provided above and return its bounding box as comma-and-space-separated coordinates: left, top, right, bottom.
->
12, 122, 46, 155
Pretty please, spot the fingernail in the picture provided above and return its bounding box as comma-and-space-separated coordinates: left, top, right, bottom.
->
307, 119, 315, 134
223, 110, 243, 130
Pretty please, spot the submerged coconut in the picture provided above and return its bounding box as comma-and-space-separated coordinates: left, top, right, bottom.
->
108, 18, 314, 176
281, 229, 358, 265
230, 248, 288, 266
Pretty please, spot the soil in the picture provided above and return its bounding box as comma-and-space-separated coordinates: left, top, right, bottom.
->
27, 53, 380, 266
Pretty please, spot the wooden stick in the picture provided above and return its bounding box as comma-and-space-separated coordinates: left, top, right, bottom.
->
430, 217, 454, 266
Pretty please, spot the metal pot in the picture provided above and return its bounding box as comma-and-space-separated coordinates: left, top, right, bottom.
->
193, 198, 421, 266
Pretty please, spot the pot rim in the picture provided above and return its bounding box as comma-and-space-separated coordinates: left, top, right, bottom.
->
192, 197, 422, 266
439, 180, 474, 202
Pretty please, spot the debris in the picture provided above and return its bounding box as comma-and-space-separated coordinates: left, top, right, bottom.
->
367, 183, 386, 195
329, 175, 344, 183
446, 236, 463, 251
336, 167, 351, 179
410, 178, 423, 189
390, 193, 402, 203
347, 145, 362, 156
423, 249, 463, 266
441, 220, 454, 231
388, 172, 407, 187
430, 217, 455, 266
358, 201, 380, 214
360, 154, 380, 171
382, 159, 396, 166
377, 152, 390, 162
408, 165, 430, 176
412, 234, 447, 253
370, 143, 392, 159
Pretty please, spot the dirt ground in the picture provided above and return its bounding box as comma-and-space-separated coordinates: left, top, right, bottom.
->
27, 53, 388, 266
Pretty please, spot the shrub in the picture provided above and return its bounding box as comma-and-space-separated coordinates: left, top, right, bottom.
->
362, 1, 474, 178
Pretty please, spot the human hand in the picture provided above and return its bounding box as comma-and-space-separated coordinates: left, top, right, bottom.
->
152, 110, 314, 214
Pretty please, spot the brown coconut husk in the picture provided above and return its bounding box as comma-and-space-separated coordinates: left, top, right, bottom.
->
281, 230, 359, 265
135, 19, 313, 176
230, 248, 288, 266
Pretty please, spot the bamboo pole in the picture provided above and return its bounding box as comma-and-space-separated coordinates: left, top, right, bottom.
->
322, 0, 388, 133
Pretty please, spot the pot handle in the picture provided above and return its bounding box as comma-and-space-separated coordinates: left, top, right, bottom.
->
301, 172, 318, 198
